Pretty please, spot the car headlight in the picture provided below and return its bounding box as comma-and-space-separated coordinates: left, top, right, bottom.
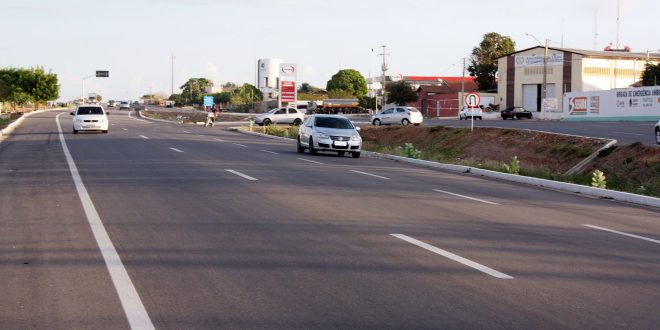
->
350, 134, 360, 141
317, 132, 329, 139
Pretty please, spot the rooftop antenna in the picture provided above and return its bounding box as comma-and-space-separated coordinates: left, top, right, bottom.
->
616, 0, 620, 49
593, 11, 599, 50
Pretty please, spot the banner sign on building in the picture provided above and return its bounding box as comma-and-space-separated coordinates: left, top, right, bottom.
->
515, 53, 564, 67
564, 86, 660, 120
542, 98, 559, 113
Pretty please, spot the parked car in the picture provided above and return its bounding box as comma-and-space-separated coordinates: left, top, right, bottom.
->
70, 104, 109, 134
298, 115, 362, 158
458, 106, 482, 120
254, 107, 305, 126
119, 101, 130, 110
371, 106, 423, 126
655, 119, 660, 145
501, 106, 533, 120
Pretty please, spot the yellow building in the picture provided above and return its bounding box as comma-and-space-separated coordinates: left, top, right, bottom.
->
497, 46, 660, 118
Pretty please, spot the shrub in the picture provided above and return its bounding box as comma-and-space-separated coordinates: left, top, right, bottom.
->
591, 169, 607, 189
404, 143, 422, 159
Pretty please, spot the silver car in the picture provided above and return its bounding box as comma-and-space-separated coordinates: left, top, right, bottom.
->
371, 106, 423, 126
254, 107, 305, 126
298, 115, 362, 158
655, 119, 660, 145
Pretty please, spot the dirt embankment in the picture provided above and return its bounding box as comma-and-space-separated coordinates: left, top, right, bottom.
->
141, 109, 252, 123
360, 126, 660, 197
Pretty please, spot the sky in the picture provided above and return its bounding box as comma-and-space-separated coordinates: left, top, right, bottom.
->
1, 0, 659, 101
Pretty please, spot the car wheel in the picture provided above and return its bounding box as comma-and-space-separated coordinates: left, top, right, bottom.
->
656, 128, 660, 145
263, 118, 271, 126
372, 119, 381, 126
103, 130, 108, 134
459, 115, 463, 120
338, 151, 345, 157
293, 118, 302, 126
297, 137, 305, 153
309, 138, 318, 155
352, 152, 361, 158
413, 123, 420, 126
73, 129, 78, 134
402, 118, 410, 126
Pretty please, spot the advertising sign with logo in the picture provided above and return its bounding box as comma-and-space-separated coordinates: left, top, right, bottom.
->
563, 86, 660, 120
278, 63, 297, 107
514, 53, 564, 68
280, 81, 296, 103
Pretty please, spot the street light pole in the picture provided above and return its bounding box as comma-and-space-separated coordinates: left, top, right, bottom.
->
81, 74, 94, 104
171, 54, 176, 96
379, 45, 389, 109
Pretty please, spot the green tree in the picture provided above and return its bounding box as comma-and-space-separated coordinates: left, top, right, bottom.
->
212, 92, 232, 104
386, 81, 418, 105
180, 78, 213, 105
30, 67, 59, 108
222, 82, 237, 88
641, 63, 660, 86
326, 69, 367, 98
327, 89, 356, 99
168, 93, 185, 105
358, 96, 377, 110
230, 83, 263, 105
467, 32, 516, 90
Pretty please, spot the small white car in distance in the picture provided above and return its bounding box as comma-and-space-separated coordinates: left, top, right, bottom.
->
655, 119, 660, 145
70, 104, 109, 134
298, 115, 362, 158
371, 106, 423, 126
254, 107, 305, 126
458, 106, 483, 120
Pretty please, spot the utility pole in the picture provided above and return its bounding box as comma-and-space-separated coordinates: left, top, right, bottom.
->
171, 54, 176, 96
378, 45, 389, 109
542, 39, 548, 120
460, 58, 466, 109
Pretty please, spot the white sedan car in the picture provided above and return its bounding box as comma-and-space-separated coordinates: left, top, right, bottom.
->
254, 107, 305, 126
71, 104, 109, 134
458, 106, 483, 120
298, 115, 362, 158
371, 106, 423, 126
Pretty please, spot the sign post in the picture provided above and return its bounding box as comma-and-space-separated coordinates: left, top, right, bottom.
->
464, 92, 480, 132
82, 70, 109, 104
278, 63, 297, 109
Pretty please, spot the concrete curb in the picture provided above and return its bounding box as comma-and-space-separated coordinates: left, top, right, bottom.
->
231, 127, 660, 209
0, 108, 66, 144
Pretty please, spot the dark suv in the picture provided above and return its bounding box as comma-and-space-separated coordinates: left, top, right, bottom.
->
501, 106, 533, 120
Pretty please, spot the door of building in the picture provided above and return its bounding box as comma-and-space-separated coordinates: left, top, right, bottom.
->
522, 84, 538, 111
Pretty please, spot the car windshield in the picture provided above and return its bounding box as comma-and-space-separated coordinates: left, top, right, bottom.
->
315, 117, 353, 129
77, 107, 104, 115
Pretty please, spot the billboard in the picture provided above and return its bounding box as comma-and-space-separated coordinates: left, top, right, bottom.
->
278, 63, 297, 107
563, 86, 660, 120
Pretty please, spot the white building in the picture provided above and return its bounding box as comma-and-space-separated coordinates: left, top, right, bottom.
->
257, 58, 283, 100
497, 46, 660, 117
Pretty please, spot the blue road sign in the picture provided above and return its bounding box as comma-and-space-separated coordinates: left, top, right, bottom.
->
203, 96, 214, 107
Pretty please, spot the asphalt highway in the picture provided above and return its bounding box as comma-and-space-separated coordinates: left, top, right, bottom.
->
1, 109, 659, 329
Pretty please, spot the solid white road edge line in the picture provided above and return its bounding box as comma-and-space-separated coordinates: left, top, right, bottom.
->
182, 130, 190, 133
139, 135, 149, 140
433, 189, 500, 205
261, 150, 280, 155
297, 157, 324, 165
169, 147, 184, 153
583, 224, 660, 245
350, 170, 390, 180
233, 143, 248, 148
55, 113, 154, 329
391, 234, 514, 279
225, 169, 258, 181
122, 128, 128, 131
214, 138, 225, 142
